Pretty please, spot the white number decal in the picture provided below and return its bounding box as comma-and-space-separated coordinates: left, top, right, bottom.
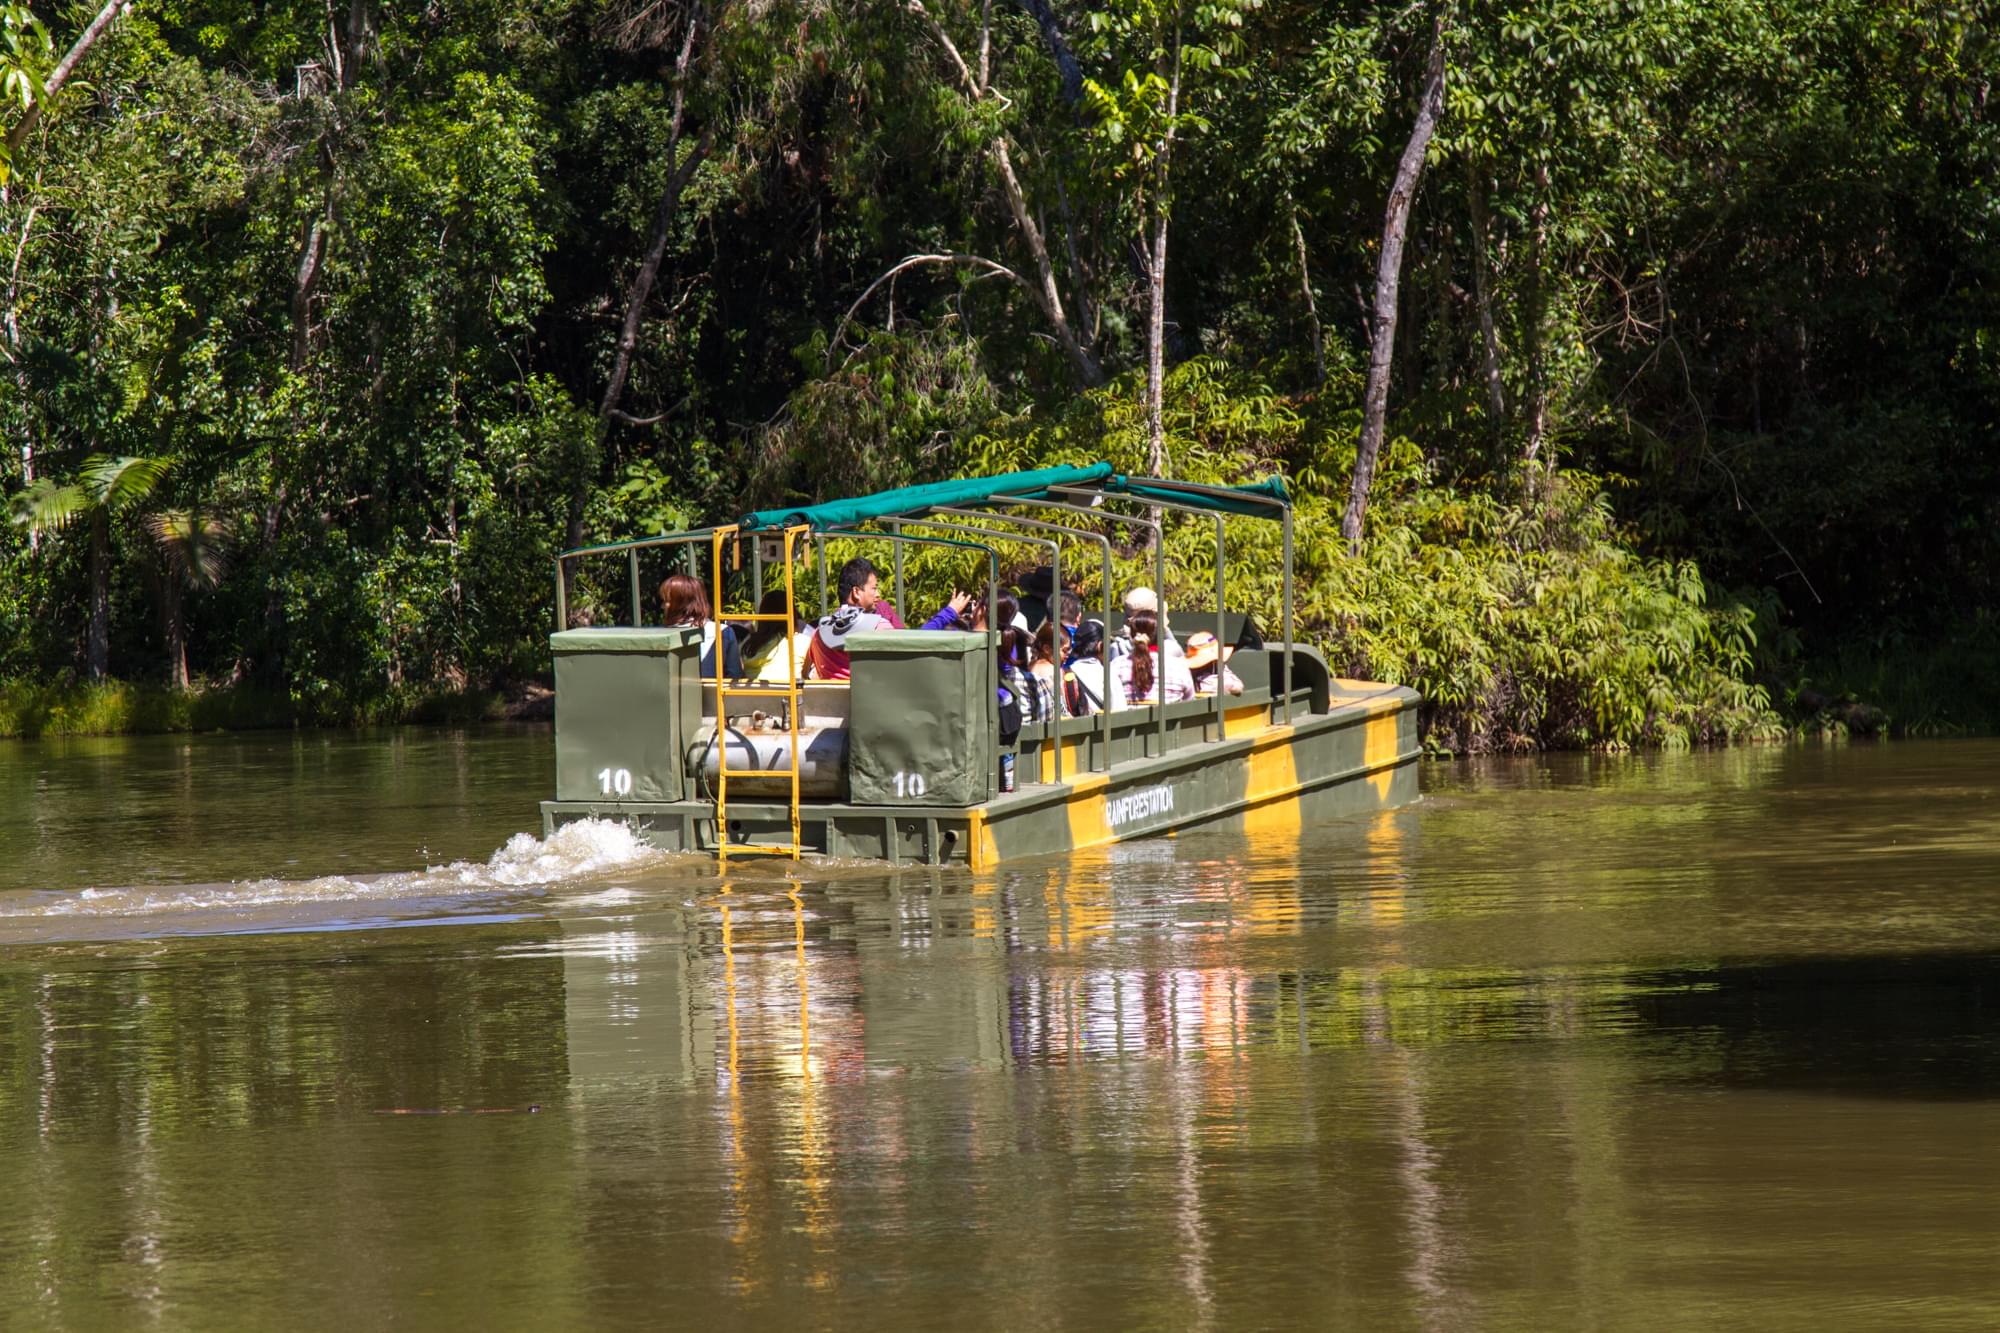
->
597, 767, 634, 797
893, 771, 927, 799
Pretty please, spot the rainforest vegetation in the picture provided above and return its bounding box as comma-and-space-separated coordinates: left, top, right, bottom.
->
0, 0, 1994, 746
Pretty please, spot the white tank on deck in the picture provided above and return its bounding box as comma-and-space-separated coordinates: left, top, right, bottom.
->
688, 724, 848, 797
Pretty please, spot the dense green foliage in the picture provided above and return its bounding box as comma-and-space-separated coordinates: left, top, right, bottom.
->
2, 0, 1994, 744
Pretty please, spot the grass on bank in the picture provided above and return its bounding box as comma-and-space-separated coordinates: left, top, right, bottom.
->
0, 679, 525, 739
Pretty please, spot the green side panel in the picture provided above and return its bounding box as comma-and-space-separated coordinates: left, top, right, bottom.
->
847, 630, 989, 806
551, 626, 701, 803
738, 462, 1113, 531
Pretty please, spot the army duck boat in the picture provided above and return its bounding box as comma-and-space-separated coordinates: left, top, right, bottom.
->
540, 463, 1419, 868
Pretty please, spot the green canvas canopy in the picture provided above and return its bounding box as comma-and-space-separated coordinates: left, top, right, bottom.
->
1101, 474, 1290, 517
739, 462, 1115, 531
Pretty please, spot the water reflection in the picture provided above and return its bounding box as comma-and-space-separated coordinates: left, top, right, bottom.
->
4, 741, 2000, 1323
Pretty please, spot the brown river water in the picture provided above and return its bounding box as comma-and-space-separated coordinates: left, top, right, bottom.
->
1, 729, 1998, 1328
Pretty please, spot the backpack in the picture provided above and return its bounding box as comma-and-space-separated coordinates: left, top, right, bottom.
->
996, 686, 1024, 744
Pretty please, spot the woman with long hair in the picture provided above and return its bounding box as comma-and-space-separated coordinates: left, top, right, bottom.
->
1108, 610, 1194, 708
660, 572, 744, 678
1031, 619, 1062, 716
992, 594, 1051, 722
737, 587, 814, 682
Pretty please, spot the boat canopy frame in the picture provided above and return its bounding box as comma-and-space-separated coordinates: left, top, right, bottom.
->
553, 462, 1301, 774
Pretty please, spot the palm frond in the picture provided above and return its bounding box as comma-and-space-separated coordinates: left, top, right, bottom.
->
144, 509, 235, 590
83, 454, 173, 511
8, 478, 90, 534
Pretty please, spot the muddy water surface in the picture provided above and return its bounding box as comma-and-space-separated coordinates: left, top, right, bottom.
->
2, 732, 1998, 1327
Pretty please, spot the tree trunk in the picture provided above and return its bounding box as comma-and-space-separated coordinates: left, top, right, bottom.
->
6, 202, 34, 549
992, 139, 1102, 386
1465, 158, 1505, 431
1291, 207, 1325, 386
290, 214, 327, 372
1342, 16, 1447, 555
597, 8, 705, 430
1522, 165, 1550, 466
86, 508, 109, 680
1146, 206, 1169, 479
162, 574, 187, 689
1144, 23, 1184, 485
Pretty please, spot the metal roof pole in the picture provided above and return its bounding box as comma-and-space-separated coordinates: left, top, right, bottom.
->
934, 506, 1117, 773
816, 536, 829, 618
890, 520, 906, 624
1282, 507, 1294, 724
913, 516, 1063, 785
1054, 492, 1230, 740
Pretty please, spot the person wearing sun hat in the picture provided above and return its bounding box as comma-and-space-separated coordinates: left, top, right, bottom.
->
1184, 630, 1243, 696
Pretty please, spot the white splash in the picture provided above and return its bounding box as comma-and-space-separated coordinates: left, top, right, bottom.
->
5, 818, 666, 924
469, 819, 656, 887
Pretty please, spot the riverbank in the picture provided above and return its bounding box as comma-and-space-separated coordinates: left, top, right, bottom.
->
0, 679, 553, 739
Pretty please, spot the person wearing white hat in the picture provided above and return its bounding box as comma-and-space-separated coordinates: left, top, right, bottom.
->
1110, 586, 1184, 665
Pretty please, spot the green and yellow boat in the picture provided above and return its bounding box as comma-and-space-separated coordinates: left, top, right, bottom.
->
540, 463, 1419, 868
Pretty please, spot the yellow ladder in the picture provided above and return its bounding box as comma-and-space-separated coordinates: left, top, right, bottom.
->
710, 524, 811, 861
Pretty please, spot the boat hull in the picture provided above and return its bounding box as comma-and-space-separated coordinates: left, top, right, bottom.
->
541, 680, 1419, 869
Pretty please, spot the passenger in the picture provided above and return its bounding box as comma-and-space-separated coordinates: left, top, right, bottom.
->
994, 595, 1053, 722
804, 605, 885, 679
1109, 586, 1184, 664
1031, 620, 1062, 714
804, 557, 890, 679
1184, 631, 1244, 696
919, 588, 977, 630
1064, 618, 1107, 715
1017, 566, 1056, 633
739, 588, 813, 682
835, 556, 883, 614
660, 573, 743, 678
1108, 610, 1195, 708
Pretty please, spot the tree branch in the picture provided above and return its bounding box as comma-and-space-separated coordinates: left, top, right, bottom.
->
906, 0, 975, 94
1012, 0, 1084, 111
827, 253, 1031, 367
4, 0, 134, 160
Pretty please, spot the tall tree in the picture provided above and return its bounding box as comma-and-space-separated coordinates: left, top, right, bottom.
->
900, 0, 1103, 387
1082, 0, 1258, 479
1342, 14, 1446, 553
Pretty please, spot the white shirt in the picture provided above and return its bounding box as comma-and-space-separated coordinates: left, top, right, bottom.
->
1108, 647, 1196, 708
